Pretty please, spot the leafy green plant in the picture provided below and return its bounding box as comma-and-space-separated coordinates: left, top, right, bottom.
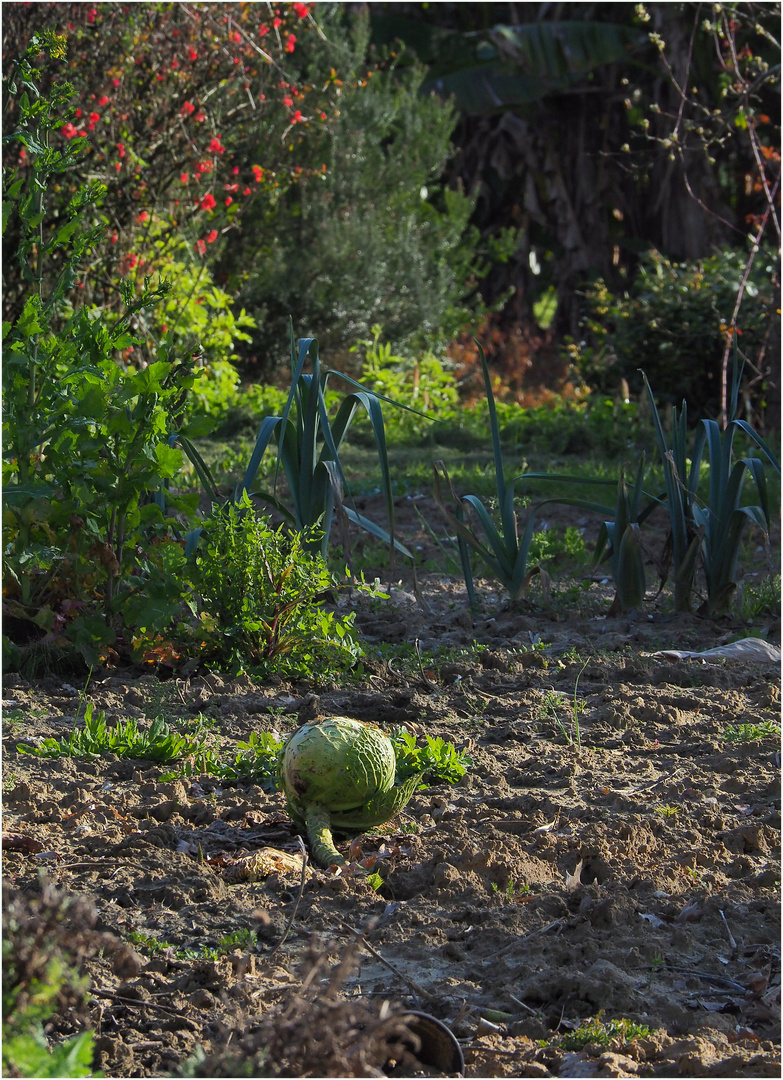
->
723, 720, 781, 743
516, 454, 656, 614
391, 729, 473, 786
528, 525, 587, 568
740, 574, 781, 620
208, 731, 283, 792
17, 702, 214, 763
643, 353, 777, 615
350, 325, 460, 444
559, 1013, 652, 1051
189, 494, 363, 677
3, 885, 100, 1079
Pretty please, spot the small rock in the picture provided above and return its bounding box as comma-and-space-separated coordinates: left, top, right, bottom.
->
124, 687, 145, 707
112, 945, 143, 980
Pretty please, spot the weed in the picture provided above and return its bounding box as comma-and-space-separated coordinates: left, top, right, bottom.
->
537, 659, 589, 749
739, 574, 781, 620
723, 720, 781, 742
127, 931, 174, 955
391, 729, 473, 786
3, 881, 101, 1079
17, 703, 214, 763
559, 1013, 652, 1051
654, 804, 679, 818
491, 878, 531, 899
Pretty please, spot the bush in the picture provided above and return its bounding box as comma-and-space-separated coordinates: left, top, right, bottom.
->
349, 325, 460, 444
189, 496, 362, 678
572, 248, 778, 416
2, 34, 199, 670
220, 5, 500, 370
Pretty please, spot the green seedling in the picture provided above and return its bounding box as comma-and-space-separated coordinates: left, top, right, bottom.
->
723, 720, 780, 742
491, 878, 530, 899
559, 1013, 652, 1051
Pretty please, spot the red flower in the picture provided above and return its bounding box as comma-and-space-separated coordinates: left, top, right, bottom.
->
252, 165, 264, 182
232, 166, 239, 175
206, 229, 218, 243
87, 7, 97, 23
200, 193, 216, 211
319, 111, 327, 121
195, 111, 205, 122
259, 24, 269, 37
61, 122, 78, 139
286, 33, 296, 52
283, 96, 293, 107
208, 137, 225, 154
180, 172, 189, 183
112, 77, 120, 88
110, 233, 118, 244
243, 187, 251, 195
231, 31, 241, 43
180, 100, 195, 116
99, 95, 109, 106
195, 239, 206, 255
292, 110, 302, 123
136, 211, 149, 224
293, 2, 308, 16
225, 196, 233, 206
273, 16, 282, 28
189, 47, 198, 61
117, 142, 126, 158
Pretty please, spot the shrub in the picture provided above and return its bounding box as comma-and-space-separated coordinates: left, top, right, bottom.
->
189, 495, 362, 677
2, 34, 200, 670
349, 325, 460, 444
220, 5, 501, 369
573, 248, 778, 416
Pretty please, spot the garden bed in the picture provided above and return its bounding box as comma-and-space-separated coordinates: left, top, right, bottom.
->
3, 559, 780, 1079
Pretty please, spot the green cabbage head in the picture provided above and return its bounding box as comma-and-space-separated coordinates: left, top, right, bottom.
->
279, 717, 419, 868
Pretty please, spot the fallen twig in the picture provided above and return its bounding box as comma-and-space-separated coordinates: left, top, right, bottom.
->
336, 918, 434, 1003
264, 836, 308, 962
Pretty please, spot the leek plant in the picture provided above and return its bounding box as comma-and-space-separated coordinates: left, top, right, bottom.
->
231, 323, 414, 564
432, 345, 544, 605
643, 351, 778, 615
433, 344, 651, 613
516, 456, 655, 615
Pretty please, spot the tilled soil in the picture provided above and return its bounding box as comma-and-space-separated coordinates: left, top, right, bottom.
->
2, 575, 781, 1079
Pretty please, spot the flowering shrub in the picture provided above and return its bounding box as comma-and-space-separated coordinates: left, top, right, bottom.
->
2, 1, 332, 344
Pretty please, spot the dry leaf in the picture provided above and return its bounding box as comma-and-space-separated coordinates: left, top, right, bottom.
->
565, 858, 584, 892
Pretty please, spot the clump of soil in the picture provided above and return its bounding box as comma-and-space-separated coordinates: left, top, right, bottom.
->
2, 571, 780, 1078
